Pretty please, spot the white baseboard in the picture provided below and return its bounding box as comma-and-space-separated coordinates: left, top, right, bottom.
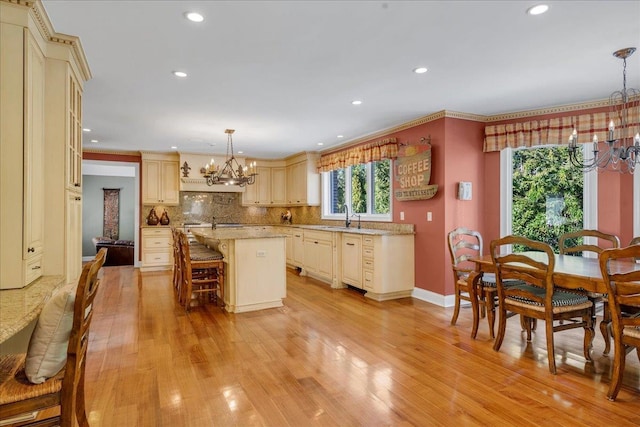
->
411, 288, 470, 308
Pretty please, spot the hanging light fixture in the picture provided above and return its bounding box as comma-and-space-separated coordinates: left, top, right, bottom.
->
202, 129, 257, 186
568, 47, 640, 173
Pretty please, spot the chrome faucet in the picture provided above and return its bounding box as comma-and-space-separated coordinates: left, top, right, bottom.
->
211, 216, 217, 229
344, 204, 351, 228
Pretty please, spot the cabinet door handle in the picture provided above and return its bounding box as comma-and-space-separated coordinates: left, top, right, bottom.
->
346, 243, 355, 246
295, 234, 301, 237
32, 265, 41, 270
27, 247, 35, 253
75, 197, 81, 201
74, 183, 80, 187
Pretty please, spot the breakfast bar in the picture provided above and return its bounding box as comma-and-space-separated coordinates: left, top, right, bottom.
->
191, 228, 287, 313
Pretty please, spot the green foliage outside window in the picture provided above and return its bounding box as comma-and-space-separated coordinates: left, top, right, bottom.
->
373, 160, 390, 214
512, 146, 584, 252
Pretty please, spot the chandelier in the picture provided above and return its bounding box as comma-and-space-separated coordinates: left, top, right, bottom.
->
202, 129, 257, 186
568, 47, 640, 173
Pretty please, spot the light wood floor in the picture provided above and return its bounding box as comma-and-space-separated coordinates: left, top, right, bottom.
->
84, 266, 640, 426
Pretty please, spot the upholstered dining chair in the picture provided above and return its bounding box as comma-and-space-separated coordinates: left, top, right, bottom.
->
559, 229, 620, 354
0, 248, 107, 427
598, 245, 640, 401
491, 235, 594, 374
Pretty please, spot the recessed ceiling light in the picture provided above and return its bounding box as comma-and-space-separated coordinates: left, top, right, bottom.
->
337, 135, 344, 138
413, 67, 428, 74
526, 4, 549, 15
171, 146, 178, 150
317, 142, 324, 146
173, 71, 187, 78
90, 139, 98, 143
351, 100, 362, 105
237, 151, 243, 154
82, 128, 91, 132
184, 12, 204, 23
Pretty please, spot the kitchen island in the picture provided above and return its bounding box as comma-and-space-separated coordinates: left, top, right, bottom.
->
191, 228, 287, 313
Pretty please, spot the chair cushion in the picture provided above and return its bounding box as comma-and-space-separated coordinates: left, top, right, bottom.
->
190, 250, 224, 261
24, 285, 75, 384
506, 284, 591, 313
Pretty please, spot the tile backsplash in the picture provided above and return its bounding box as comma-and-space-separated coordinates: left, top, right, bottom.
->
143, 191, 413, 233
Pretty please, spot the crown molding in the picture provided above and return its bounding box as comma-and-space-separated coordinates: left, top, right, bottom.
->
84, 148, 141, 156
484, 99, 611, 122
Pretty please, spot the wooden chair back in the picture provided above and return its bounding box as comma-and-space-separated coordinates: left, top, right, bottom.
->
60, 247, 106, 425
177, 230, 223, 310
599, 245, 640, 400
448, 227, 483, 281
559, 229, 620, 256
490, 235, 555, 307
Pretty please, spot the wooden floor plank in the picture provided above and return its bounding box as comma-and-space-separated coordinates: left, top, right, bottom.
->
83, 266, 640, 426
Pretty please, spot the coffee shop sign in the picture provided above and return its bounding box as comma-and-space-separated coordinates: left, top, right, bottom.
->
394, 139, 438, 201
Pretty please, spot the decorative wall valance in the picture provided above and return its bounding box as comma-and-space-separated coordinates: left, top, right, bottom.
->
483, 111, 639, 152
317, 138, 398, 172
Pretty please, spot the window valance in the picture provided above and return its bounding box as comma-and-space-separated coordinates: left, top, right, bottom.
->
483, 111, 639, 152
317, 138, 398, 172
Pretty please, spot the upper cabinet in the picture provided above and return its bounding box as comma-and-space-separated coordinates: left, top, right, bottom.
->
286, 153, 320, 206
241, 153, 320, 207
142, 153, 180, 205
1, 0, 91, 288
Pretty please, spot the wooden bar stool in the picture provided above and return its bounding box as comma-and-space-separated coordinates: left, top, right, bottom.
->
177, 231, 224, 310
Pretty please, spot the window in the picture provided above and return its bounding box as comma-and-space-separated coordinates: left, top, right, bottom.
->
501, 144, 597, 252
322, 159, 392, 221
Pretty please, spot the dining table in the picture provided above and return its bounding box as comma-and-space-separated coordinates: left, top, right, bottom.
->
466, 251, 640, 340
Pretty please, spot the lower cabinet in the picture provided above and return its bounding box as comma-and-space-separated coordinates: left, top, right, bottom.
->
292, 230, 305, 268
302, 230, 333, 282
141, 227, 173, 271
65, 192, 83, 285
340, 233, 414, 301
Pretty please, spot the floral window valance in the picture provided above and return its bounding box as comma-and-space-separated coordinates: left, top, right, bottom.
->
317, 138, 398, 172
483, 111, 639, 152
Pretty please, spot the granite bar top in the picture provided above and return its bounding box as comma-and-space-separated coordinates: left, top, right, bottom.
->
0, 275, 66, 343
192, 228, 287, 240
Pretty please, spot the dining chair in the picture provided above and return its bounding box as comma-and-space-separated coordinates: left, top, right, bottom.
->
178, 231, 225, 310
559, 229, 620, 354
491, 235, 594, 374
0, 248, 107, 426
598, 245, 640, 401
448, 227, 523, 338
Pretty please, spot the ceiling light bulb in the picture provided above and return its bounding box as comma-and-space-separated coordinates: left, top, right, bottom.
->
185, 12, 204, 22
91, 139, 98, 143
351, 100, 362, 105
413, 67, 428, 74
171, 146, 178, 150
237, 151, 243, 154
527, 4, 549, 15
317, 142, 324, 146
337, 135, 344, 138
173, 71, 187, 77
82, 128, 91, 132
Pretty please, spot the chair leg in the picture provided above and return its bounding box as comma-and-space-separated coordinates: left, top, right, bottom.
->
608, 340, 626, 401
582, 312, 594, 362
545, 319, 557, 374
485, 289, 495, 339
493, 307, 507, 351
468, 273, 482, 339
600, 301, 612, 355
450, 288, 461, 326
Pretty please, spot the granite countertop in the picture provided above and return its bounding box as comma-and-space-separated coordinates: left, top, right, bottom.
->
283, 224, 413, 236
0, 275, 66, 343
168, 223, 413, 236
192, 228, 287, 240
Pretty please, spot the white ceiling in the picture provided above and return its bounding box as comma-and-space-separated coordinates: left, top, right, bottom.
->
42, 1, 640, 159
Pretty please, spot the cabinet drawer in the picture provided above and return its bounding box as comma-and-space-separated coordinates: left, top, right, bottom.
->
304, 229, 332, 242
363, 269, 374, 290
363, 247, 374, 259
142, 228, 171, 237
143, 236, 171, 250
24, 255, 43, 285
362, 236, 375, 246
143, 251, 171, 265
363, 258, 374, 271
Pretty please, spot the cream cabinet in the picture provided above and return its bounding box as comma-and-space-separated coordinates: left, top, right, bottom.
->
142, 155, 180, 205
242, 164, 287, 206
340, 233, 415, 301
302, 230, 333, 282
292, 230, 305, 268
141, 227, 173, 271
286, 153, 320, 206
341, 234, 362, 288
66, 72, 83, 191
0, 23, 45, 288
65, 193, 83, 285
